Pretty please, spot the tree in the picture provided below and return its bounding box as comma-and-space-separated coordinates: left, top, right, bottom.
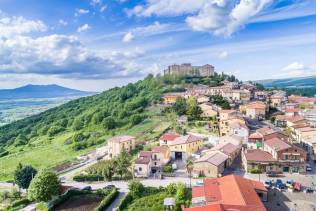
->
128, 180, 144, 198
210, 95, 231, 109
28, 170, 60, 202
186, 160, 194, 188
72, 117, 83, 131
175, 183, 186, 207
14, 163, 37, 190
115, 149, 131, 179
186, 97, 202, 120
103, 117, 116, 130
102, 160, 115, 181
172, 97, 187, 116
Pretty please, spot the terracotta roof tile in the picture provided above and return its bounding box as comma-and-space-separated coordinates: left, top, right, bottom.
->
244, 149, 277, 162
159, 133, 181, 141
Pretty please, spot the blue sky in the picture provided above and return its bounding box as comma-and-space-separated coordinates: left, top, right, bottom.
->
0, 0, 316, 91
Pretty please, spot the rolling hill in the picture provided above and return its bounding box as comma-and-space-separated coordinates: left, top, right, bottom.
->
256, 75, 316, 88
0, 84, 94, 100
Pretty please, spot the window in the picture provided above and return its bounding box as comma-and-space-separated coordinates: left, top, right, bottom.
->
139, 167, 142, 172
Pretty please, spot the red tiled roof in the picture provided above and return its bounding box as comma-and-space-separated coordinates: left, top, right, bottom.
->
286, 116, 305, 123
189, 175, 267, 211
285, 108, 300, 113
159, 133, 181, 141
244, 149, 277, 162
264, 138, 291, 151
249, 132, 263, 139
183, 204, 224, 211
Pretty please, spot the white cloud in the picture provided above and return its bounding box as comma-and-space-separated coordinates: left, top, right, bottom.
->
129, 0, 273, 36
282, 62, 305, 71
90, 0, 102, 6
218, 51, 228, 59
58, 19, 68, 26
0, 12, 148, 81
100, 5, 107, 12
122, 32, 134, 43
272, 62, 316, 78
0, 11, 47, 38
77, 24, 91, 33
74, 8, 89, 17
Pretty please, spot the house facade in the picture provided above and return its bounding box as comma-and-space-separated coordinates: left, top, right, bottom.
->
107, 135, 136, 158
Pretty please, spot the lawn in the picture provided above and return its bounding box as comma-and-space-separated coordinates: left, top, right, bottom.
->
0, 116, 170, 181
52, 194, 103, 211
126, 192, 168, 211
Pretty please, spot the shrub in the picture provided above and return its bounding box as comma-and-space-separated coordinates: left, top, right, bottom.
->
94, 188, 119, 211
128, 180, 145, 198
6, 198, 30, 210
73, 174, 104, 182
249, 168, 262, 174
163, 164, 173, 173
28, 170, 60, 202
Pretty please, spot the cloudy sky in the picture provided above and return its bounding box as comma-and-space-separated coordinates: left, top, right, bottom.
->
0, 0, 316, 91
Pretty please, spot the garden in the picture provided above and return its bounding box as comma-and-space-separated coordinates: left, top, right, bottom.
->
117, 180, 191, 211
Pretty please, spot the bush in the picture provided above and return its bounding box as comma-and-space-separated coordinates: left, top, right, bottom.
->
94, 188, 119, 211
48, 189, 91, 209
73, 174, 104, 182
128, 180, 145, 198
249, 168, 262, 174
163, 164, 173, 173
4, 198, 30, 210
28, 170, 60, 202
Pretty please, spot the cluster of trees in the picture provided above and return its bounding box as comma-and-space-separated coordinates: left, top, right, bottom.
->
0, 75, 165, 152
13, 163, 60, 202
86, 149, 132, 180
209, 95, 231, 109
168, 97, 202, 120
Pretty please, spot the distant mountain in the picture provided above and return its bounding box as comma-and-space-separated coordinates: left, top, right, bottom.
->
0, 84, 96, 100
256, 75, 316, 88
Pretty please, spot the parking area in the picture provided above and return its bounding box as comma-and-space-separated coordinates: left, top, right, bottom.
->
264, 188, 316, 211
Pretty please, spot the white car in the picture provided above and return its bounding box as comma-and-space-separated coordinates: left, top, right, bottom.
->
306, 164, 312, 171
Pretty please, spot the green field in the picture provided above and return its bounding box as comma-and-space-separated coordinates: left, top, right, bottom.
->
0, 115, 170, 181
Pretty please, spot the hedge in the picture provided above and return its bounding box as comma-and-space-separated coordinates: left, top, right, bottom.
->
249, 168, 262, 174
117, 193, 133, 211
73, 174, 104, 182
4, 198, 30, 210
94, 188, 119, 211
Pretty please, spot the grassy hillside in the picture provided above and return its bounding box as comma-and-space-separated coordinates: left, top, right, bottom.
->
0, 73, 235, 181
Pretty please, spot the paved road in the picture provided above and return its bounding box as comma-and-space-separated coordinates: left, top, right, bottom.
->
106, 192, 126, 211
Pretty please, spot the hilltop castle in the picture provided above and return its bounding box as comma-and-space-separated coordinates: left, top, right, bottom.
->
164, 63, 215, 77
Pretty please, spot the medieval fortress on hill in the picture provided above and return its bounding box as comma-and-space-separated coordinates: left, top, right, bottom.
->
164, 63, 215, 77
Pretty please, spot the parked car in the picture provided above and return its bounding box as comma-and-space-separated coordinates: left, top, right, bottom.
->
103, 185, 115, 190
266, 171, 283, 177
286, 180, 294, 188
275, 179, 286, 191
82, 186, 92, 191
303, 187, 314, 193
264, 180, 273, 189
306, 164, 312, 171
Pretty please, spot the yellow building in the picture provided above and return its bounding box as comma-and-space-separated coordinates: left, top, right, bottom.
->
163, 93, 184, 104
107, 135, 136, 158
219, 110, 244, 136
168, 135, 203, 161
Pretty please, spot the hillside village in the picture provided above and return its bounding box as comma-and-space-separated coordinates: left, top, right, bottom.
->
79, 64, 316, 210
2, 64, 316, 211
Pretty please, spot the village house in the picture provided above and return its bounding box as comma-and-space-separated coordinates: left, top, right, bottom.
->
285, 108, 300, 117
232, 89, 251, 103
300, 109, 316, 126
183, 175, 267, 211
134, 151, 152, 178
168, 134, 204, 161
240, 101, 267, 120
286, 116, 307, 127
300, 136, 316, 158
159, 133, 181, 146
254, 90, 268, 101
199, 103, 218, 119
270, 95, 285, 108
163, 93, 184, 104
208, 141, 241, 166
219, 109, 245, 136
242, 149, 278, 173
134, 146, 170, 178
164, 63, 214, 77
196, 96, 209, 104
107, 135, 136, 158
274, 115, 288, 127
263, 137, 307, 173
294, 126, 316, 143
247, 132, 264, 149
193, 150, 228, 178
228, 121, 249, 142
